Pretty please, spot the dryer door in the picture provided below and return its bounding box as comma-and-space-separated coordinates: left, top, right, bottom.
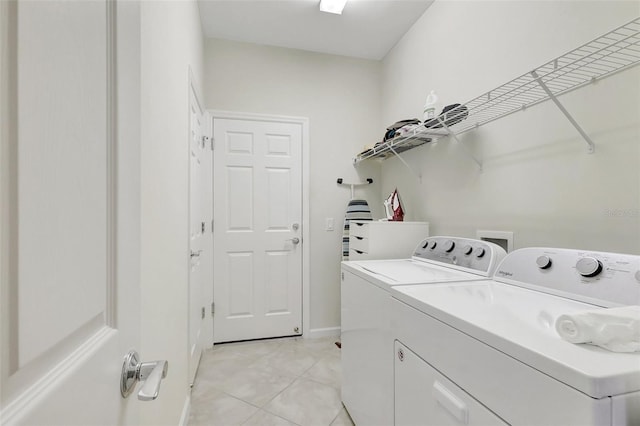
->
394, 341, 507, 426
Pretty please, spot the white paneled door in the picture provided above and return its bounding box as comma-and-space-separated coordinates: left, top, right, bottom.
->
1, 1, 146, 424
213, 117, 303, 343
188, 83, 213, 384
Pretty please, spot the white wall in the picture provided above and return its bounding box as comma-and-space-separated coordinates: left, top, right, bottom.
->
203, 39, 382, 331
380, 1, 640, 254
140, 1, 203, 424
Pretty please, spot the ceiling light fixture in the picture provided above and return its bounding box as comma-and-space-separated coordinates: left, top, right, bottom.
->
319, 0, 347, 15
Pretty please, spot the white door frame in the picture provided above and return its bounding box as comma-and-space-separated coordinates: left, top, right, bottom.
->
208, 110, 310, 338
187, 70, 211, 384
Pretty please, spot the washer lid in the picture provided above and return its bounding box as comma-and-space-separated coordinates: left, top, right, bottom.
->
342, 259, 487, 291
392, 281, 640, 398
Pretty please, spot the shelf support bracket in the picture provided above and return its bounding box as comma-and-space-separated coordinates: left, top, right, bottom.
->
388, 145, 422, 182
530, 70, 595, 153
437, 118, 483, 172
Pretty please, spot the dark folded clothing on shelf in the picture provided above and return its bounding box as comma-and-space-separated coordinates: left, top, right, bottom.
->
423, 103, 468, 128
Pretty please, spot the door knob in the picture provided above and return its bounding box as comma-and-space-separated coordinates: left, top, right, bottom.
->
121, 350, 169, 401
287, 237, 300, 245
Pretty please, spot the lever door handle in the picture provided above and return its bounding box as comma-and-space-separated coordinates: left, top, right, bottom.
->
121, 351, 169, 401
287, 237, 300, 245
190, 250, 203, 258
138, 360, 168, 401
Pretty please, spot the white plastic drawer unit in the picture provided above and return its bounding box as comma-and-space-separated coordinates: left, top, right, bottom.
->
348, 221, 429, 260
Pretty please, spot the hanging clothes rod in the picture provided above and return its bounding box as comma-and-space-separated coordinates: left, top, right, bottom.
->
337, 178, 373, 199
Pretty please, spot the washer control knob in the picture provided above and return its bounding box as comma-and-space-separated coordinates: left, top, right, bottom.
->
536, 255, 552, 270
462, 245, 473, 255
422, 240, 429, 249
429, 241, 437, 250
576, 257, 603, 278
474, 247, 485, 258
444, 240, 455, 252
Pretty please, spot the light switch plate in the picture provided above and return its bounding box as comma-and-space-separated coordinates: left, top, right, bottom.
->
326, 218, 334, 231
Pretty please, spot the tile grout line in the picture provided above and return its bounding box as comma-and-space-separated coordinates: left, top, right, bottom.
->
239, 343, 308, 425
255, 346, 335, 425
257, 363, 306, 424
328, 404, 346, 426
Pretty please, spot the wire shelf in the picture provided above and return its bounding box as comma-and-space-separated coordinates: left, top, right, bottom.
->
354, 127, 448, 163
355, 17, 640, 164
452, 16, 640, 135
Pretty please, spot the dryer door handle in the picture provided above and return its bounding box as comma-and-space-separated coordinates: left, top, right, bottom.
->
432, 380, 468, 424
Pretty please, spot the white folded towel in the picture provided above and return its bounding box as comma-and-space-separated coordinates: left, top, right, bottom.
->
555, 306, 640, 353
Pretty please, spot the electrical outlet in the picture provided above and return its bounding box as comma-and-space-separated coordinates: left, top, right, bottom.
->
326, 218, 334, 231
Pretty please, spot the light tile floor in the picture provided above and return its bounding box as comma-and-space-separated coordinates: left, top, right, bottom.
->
189, 337, 355, 426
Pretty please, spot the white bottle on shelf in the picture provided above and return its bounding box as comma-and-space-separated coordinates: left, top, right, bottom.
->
422, 90, 439, 121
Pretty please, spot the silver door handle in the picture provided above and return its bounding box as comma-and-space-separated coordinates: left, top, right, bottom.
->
138, 360, 168, 401
121, 351, 169, 401
287, 237, 300, 245
190, 250, 203, 258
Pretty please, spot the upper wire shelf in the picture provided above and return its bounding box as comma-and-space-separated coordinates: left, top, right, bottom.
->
354, 17, 640, 164
455, 16, 640, 134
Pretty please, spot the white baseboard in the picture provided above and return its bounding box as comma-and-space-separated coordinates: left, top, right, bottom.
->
306, 326, 341, 339
179, 394, 191, 426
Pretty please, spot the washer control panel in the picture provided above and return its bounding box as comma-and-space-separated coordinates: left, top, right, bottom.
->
413, 236, 507, 276
495, 247, 640, 306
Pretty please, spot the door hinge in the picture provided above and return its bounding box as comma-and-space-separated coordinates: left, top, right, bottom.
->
201, 307, 205, 319
210, 137, 215, 151
211, 302, 215, 315
211, 219, 214, 233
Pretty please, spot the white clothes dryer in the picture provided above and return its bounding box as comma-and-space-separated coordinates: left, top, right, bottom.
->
392, 247, 640, 426
340, 236, 507, 426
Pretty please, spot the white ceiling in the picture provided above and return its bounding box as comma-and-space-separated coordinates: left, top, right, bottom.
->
197, 0, 434, 60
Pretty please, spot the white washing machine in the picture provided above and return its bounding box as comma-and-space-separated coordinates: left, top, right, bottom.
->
340, 236, 507, 426
392, 247, 640, 426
